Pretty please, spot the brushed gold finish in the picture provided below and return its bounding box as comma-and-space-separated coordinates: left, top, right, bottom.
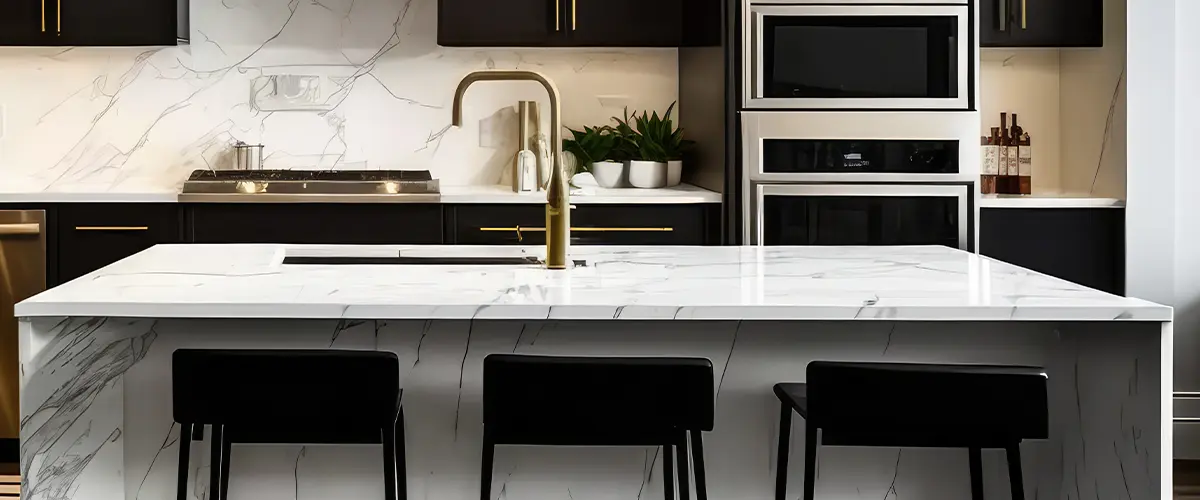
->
41, 0, 45, 32
556, 0, 561, 31
74, 226, 150, 231
453, 70, 570, 269
0, 224, 40, 236
571, 0, 576, 30
998, 0, 1007, 31
1021, 0, 1027, 29
0, 211, 45, 445
56, 0, 60, 34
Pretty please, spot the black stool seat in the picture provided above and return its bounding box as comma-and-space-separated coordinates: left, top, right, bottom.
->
481, 354, 714, 500
774, 362, 1049, 500
172, 349, 406, 500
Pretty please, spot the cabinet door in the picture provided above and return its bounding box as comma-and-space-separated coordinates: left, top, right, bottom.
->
437, 0, 559, 46
57, 0, 177, 46
0, 0, 51, 45
979, 208, 1124, 295
188, 204, 443, 244
981, 0, 1102, 48
449, 204, 712, 245
568, 0, 681, 47
57, 204, 182, 283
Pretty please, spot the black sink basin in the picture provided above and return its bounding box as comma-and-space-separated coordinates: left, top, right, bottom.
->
282, 255, 587, 266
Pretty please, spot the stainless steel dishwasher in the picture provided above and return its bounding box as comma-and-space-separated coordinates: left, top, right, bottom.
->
0, 210, 45, 448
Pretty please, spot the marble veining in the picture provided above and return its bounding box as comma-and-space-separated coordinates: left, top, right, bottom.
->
17, 317, 1167, 500
15, 244, 1172, 321
0, 0, 677, 194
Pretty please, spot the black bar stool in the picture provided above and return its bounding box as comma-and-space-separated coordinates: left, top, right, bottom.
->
774, 361, 1048, 500
172, 349, 407, 500
481, 354, 714, 500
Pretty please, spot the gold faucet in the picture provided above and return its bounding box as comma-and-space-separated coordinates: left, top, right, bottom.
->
452, 70, 570, 270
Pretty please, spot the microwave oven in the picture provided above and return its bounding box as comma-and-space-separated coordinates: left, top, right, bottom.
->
741, 0, 974, 110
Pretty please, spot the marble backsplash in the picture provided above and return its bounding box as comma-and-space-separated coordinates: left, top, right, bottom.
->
0, 0, 678, 193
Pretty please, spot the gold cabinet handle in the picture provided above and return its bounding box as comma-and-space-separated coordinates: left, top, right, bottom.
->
56, 0, 60, 34
571, 0, 576, 31
0, 223, 40, 236
1021, 0, 1027, 29
74, 226, 149, 231
481, 226, 673, 243
555, 0, 560, 31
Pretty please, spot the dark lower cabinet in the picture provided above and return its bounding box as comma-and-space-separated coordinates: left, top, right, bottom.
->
448, 204, 718, 245
187, 204, 444, 244
979, 207, 1124, 295
57, 204, 182, 283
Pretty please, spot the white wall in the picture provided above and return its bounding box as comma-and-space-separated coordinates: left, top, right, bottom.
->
0, 0, 679, 193
980, 51, 1063, 193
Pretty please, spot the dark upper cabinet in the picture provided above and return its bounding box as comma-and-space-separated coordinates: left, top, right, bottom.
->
567, 0, 682, 47
980, 0, 1102, 47
56, 204, 182, 284
1, 0, 177, 46
437, 0, 556, 47
187, 204, 444, 244
979, 207, 1124, 295
437, 0, 688, 47
0, 0, 50, 45
448, 204, 717, 245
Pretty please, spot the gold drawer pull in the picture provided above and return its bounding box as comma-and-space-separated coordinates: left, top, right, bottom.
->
75, 226, 149, 231
0, 223, 40, 236
479, 227, 674, 232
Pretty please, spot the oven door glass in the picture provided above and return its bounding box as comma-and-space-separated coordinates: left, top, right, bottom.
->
763, 139, 959, 174
757, 186, 968, 248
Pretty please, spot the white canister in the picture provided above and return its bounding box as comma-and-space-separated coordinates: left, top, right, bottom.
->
628, 161, 667, 188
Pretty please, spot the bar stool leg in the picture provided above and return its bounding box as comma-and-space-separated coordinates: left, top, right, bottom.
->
775, 403, 791, 500
675, 432, 690, 500
397, 408, 408, 500
209, 425, 223, 500
480, 428, 495, 500
663, 444, 675, 500
176, 423, 192, 500
1006, 443, 1025, 500
802, 424, 817, 500
968, 447, 983, 500
689, 430, 708, 500
384, 423, 398, 500
219, 432, 231, 500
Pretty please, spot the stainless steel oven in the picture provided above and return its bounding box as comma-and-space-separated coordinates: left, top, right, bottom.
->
742, 111, 979, 183
742, 0, 973, 110
747, 184, 972, 248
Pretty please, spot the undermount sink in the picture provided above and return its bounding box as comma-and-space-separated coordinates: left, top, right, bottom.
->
281, 255, 587, 267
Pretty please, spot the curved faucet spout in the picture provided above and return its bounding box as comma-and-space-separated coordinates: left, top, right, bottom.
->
450, 70, 571, 269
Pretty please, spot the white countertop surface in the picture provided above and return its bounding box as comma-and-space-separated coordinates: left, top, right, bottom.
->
980, 193, 1125, 208
0, 184, 720, 204
16, 244, 1170, 322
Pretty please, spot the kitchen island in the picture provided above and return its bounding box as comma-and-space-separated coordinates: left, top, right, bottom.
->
15, 244, 1172, 500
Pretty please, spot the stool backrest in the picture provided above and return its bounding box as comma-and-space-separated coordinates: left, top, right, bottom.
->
172, 349, 401, 427
806, 361, 1049, 441
483, 354, 715, 443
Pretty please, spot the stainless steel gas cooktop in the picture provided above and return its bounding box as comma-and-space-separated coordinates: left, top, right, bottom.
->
179, 170, 441, 203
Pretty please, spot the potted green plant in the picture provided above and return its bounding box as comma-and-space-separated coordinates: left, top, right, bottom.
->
659, 102, 695, 187
563, 125, 625, 188
613, 106, 671, 188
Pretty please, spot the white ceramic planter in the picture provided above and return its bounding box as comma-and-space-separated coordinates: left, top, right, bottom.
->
590, 161, 627, 188
627, 160, 668, 188
666, 160, 683, 187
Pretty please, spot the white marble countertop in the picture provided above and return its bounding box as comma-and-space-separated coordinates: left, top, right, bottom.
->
0, 184, 721, 204
15, 244, 1170, 322
980, 193, 1125, 208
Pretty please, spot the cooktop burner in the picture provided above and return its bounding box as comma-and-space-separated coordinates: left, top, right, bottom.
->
180, 169, 440, 202
185, 170, 434, 182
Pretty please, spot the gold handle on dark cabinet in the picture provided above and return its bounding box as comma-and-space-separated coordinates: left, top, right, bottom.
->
41, 0, 46, 32
480, 226, 673, 243
998, 0, 1007, 31
1021, 0, 1027, 29
571, 0, 577, 31
56, 0, 61, 34
74, 226, 150, 231
555, 0, 561, 31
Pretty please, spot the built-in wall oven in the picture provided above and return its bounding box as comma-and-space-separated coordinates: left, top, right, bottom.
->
741, 0, 973, 110
742, 111, 978, 248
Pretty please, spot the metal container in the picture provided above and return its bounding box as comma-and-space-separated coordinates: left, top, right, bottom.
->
232, 141, 264, 170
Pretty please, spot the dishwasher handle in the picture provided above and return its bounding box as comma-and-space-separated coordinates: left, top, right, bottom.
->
0, 223, 40, 236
